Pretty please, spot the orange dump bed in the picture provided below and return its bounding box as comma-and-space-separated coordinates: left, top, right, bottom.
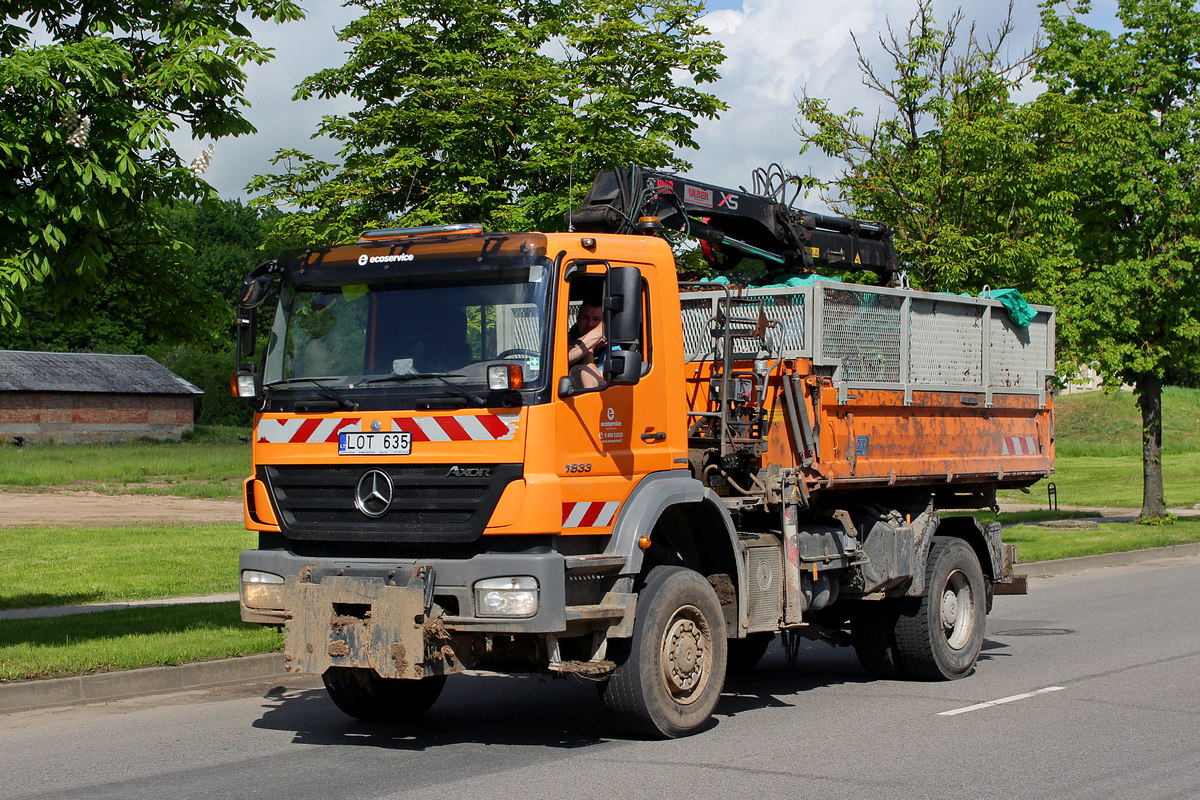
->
680, 281, 1055, 492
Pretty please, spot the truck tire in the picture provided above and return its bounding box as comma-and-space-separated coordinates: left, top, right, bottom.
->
600, 566, 728, 738
894, 537, 986, 680
322, 667, 446, 722
727, 632, 774, 673
850, 603, 907, 679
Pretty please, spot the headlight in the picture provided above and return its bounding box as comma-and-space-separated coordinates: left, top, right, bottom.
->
473, 576, 538, 618
241, 569, 284, 610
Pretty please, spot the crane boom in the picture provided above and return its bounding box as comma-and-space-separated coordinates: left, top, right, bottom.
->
570, 166, 898, 284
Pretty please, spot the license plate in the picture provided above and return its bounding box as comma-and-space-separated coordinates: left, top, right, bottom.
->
338, 431, 412, 456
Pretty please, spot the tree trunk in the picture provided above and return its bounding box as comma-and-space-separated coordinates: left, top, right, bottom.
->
1136, 376, 1167, 520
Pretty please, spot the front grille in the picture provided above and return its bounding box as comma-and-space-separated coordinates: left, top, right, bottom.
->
261, 463, 521, 543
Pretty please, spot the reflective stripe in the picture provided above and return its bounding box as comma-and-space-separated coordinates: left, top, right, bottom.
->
562, 501, 620, 528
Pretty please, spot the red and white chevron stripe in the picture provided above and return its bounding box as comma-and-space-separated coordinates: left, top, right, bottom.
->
562, 501, 620, 529
257, 417, 361, 444
391, 414, 518, 442
257, 414, 519, 444
1001, 436, 1039, 456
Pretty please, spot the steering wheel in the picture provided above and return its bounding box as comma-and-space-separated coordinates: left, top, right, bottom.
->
496, 349, 539, 360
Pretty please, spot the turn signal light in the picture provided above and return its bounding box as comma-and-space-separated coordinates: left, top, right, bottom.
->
487, 363, 524, 391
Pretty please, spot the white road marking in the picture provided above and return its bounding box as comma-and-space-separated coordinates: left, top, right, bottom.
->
939, 686, 1066, 716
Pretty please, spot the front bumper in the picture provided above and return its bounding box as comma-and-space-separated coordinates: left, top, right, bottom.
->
241, 549, 570, 676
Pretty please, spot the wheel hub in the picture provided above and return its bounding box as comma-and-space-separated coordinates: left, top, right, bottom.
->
660, 606, 711, 704
940, 568, 974, 651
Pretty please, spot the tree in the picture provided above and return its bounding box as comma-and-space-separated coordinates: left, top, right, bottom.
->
1038, 0, 1200, 520
248, 0, 725, 246
0, 1, 303, 327
795, 1, 1081, 299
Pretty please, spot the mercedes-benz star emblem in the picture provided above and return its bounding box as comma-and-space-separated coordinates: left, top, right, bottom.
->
354, 469, 394, 518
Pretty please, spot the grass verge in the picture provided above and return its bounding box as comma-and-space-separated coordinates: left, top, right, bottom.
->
0, 603, 282, 682
0, 523, 255, 610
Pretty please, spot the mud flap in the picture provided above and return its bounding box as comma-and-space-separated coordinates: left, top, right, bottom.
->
282, 575, 459, 679
993, 543, 1029, 595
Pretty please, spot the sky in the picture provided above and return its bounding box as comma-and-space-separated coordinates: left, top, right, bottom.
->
183, 0, 1116, 214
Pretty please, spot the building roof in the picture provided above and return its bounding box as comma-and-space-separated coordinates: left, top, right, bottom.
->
0, 351, 203, 395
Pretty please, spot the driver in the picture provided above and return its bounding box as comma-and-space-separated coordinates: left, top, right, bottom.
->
567, 298, 606, 390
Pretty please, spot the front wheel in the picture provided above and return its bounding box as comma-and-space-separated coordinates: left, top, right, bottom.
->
322, 667, 446, 722
894, 537, 987, 680
601, 566, 728, 738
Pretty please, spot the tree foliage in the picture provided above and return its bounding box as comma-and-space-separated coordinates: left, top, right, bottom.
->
0, 1, 303, 326
796, 1, 1084, 297
1038, 0, 1200, 518
249, 0, 725, 246
0, 198, 275, 426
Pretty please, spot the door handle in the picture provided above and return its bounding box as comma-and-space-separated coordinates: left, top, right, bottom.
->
641, 431, 667, 443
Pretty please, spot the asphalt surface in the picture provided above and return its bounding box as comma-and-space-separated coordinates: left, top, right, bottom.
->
1, 552, 1196, 799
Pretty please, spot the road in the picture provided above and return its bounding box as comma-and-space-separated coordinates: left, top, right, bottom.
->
2, 555, 1197, 800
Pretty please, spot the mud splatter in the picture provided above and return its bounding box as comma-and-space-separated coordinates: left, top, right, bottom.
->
390, 642, 408, 674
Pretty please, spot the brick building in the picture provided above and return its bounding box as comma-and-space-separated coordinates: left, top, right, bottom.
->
0, 351, 203, 443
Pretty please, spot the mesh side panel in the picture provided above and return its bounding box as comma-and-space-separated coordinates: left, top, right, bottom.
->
681, 296, 715, 361
754, 292, 807, 355
989, 310, 1049, 389
909, 298, 984, 387
821, 288, 903, 382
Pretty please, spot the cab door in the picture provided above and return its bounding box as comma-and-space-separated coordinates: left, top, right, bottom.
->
553, 259, 674, 535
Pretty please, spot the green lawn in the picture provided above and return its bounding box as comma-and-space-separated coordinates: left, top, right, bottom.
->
1005, 516, 1200, 562
1000, 452, 1200, 510
0, 523, 256, 610
0, 436, 249, 499
0, 603, 282, 682
1053, 386, 1200, 457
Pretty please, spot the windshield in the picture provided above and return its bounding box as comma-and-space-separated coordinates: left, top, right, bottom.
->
262, 251, 553, 399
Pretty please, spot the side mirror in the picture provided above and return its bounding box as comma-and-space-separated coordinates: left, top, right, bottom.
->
603, 266, 643, 387
604, 348, 643, 386
606, 266, 642, 344
238, 276, 273, 309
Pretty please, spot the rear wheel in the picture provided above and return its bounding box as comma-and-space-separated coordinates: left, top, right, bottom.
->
601, 566, 728, 738
322, 667, 446, 722
894, 537, 986, 679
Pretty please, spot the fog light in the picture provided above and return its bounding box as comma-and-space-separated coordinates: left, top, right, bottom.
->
474, 576, 538, 618
241, 569, 284, 610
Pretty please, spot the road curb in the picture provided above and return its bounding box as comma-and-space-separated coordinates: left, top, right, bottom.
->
3, 543, 1198, 715
0, 653, 286, 714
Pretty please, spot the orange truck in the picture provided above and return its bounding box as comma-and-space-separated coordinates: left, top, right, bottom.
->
234, 167, 1053, 737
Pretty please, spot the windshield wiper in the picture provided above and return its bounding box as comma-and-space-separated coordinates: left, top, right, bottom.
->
265, 377, 357, 411
354, 372, 465, 385
356, 372, 485, 405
